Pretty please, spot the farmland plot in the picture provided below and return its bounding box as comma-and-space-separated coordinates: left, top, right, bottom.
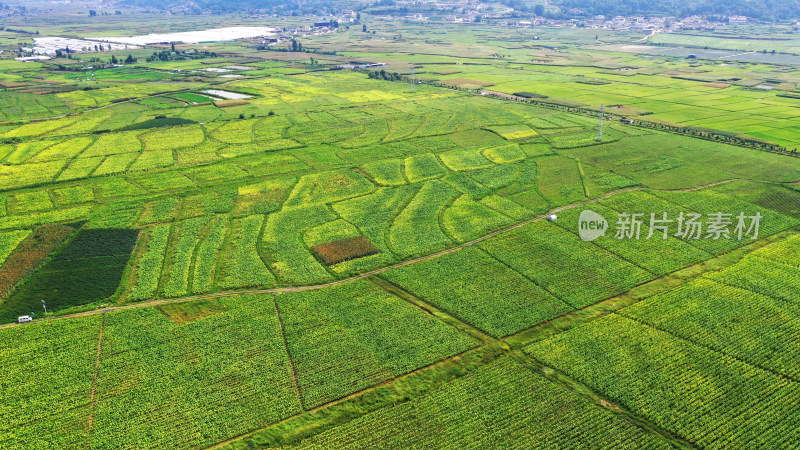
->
276, 280, 477, 407
527, 314, 800, 448
389, 180, 458, 257
57, 156, 105, 181
291, 357, 671, 449
161, 217, 209, 297
404, 153, 447, 183
262, 206, 336, 285
217, 215, 275, 290
126, 224, 170, 301
553, 203, 711, 275
191, 216, 228, 294
0, 316, 101, 448
91, 299, 301, 448
534, 155, 585, 205
284, 170, 373, 207
332, 185, 417, 254
384, 246, 571, 336
622, 277, 800, 379
0, 228, 138, 320
441, 195, 513, 242
0, 230, 29, 266
139, 124, 205, 151
480, 221, 652, 308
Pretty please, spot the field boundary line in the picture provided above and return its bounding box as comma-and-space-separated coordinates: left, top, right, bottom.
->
549, 216, 659, 278
86, 313, 106, 448
511, 349, 697, 449
617, 310, 800, 384
369, 276, 502, 348
474, 245, 577, 310
207, 346, 494, 450
502, 226, 798, 348
273, 299, 306, 410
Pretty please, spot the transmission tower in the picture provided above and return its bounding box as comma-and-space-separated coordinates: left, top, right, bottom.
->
597, 104, 604, 142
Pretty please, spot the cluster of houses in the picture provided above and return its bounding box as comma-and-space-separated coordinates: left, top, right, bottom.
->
506, 15, 737, 32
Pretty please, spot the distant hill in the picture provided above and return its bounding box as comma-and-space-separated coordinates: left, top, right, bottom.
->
553, 0, 800, 21
121, 0, 364, 13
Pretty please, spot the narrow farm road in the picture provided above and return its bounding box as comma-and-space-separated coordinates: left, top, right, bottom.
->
0, 177, 788, 329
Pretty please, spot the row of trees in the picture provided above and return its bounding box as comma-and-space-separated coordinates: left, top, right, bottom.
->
145, 49, 218, 62
0, 27, 38, 35
367, 70, 403, 81
257, 39, 338, 55
88, 10, 122, 16
110, 55, 138, 64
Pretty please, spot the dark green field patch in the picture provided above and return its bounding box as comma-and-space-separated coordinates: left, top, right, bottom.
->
118, 117, 197, 131
0, 228, 139, 322
172, 92, 216, 104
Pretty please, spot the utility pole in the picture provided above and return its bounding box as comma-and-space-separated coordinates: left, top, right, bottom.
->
597, 104, 604, 142
411, 64, 416, 93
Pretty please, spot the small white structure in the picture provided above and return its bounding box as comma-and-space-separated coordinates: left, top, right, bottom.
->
14, 56, 51, 62
546, 214, 558, 222
18, 315, 32, 323
201, 90, 252, 100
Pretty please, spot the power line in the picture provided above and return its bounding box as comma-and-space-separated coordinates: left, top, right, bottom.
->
597, 104, 604, 142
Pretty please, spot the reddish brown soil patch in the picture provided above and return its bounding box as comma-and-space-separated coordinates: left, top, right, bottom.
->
312, 236, 379, 265
0, 223, 75, 300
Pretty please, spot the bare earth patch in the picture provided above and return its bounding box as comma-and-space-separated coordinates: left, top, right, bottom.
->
312, 236, 380, 265
215, 99, 250, 107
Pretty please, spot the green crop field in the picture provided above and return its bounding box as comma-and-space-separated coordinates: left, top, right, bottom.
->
1, 8, 800, 449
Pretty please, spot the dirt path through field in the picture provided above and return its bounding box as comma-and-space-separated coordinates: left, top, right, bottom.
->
86, 313, 106, 448
273, 300, 305, 411
0, 177, 788, 329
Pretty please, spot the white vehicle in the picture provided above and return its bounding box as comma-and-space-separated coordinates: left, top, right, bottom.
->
18, 315, 33, 323
546, 214, 558, 222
